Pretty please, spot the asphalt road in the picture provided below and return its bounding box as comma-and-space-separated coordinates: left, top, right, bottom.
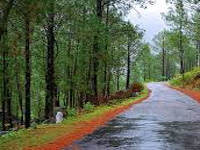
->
64, 83, 200, 150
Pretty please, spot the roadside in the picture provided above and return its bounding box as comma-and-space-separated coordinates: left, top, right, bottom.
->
0, 87, 150, 150
63, 82, 200, 150
167, 84, 200, 103
167, 67, 200, 103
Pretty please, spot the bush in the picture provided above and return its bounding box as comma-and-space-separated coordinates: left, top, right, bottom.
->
129, 82, 144, 93
66, 107, 77, 117
83, 102, 94, 112
86, 83, 145, 105
170, 77, 183, 86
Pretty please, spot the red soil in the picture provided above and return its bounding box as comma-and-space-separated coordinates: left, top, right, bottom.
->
26, 90, 151, 150
167, 85, 200, 103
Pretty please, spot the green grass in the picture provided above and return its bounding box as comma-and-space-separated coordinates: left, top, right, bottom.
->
170, 67, 200, 90
0, 87, 149, 150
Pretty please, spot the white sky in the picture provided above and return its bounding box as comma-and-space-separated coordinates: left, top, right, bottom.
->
127, 0, 170, 43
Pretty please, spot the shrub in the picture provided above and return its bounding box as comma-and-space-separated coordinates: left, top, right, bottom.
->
83, 102, 94, 112
86, 83, 145, 105
129, 82, 144, 93
170, 77, 183, 86
66, 107, 77, 117
109, 90, 130, 100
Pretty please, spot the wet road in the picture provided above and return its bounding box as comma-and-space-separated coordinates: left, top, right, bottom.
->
64, 83, 200, 150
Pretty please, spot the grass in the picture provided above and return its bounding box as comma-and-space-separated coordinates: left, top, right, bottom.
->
0, 87, 149, 150
170, 67, 200, 90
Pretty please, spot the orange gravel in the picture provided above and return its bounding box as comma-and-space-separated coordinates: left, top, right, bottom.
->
26, 90, 150, 150
167, 85, 200, 103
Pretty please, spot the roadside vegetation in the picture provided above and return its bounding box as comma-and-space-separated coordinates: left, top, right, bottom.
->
170, 67, 200, 90
0, 86, 149, 150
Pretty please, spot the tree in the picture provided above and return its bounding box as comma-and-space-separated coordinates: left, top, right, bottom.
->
153, 30, 169, 80
164, 0, 188, 77
45, 0, 56, 120
0, 0, 15, 40
24, 8, 31, 129
0, 0, 153, 131
0, 0, 15, 131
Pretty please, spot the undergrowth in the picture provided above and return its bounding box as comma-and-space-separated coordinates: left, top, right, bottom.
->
0, 87, 149, 150
170, 67, 200, 90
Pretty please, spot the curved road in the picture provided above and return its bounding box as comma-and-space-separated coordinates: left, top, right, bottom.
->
64, 83, 200, 150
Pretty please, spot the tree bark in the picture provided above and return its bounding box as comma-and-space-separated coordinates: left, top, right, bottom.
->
1, 23, 11, 130
92, 0, 102, 97
7, 88, 12, 128
179, 25, 185, 78
16, 72, 24, 125
0, 0, 14, 131
126, 36, 131, 89
117, 68, 120, 91
106, 66, 111, 96
162, 35, 165, 81
45, 1, 55, 119
2, 38, 7, 131
0, 0, 14, 40
103, 0, 110, 96
25, 16, 31, 128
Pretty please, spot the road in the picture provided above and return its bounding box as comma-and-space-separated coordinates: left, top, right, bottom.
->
64, 83, 200, 150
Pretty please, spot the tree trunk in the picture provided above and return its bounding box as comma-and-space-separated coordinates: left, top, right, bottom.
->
143, 62, 146, 82
166, 56, 170, 80
2, 23, 11, 130
148, 63, 151, 80
0, 0, 14, 40
126, 37, 131, 89
1, 0, 14, 131
54, 85, 59, 107
16, 72, 23, 125
106, 66, 111, 96
7, 88, 12, 128
103, 0, 110, 96
45, 1, 55, 119
92, 0, 102, 97
25, 16, 31, 128
2, 39, 7, 131
179, 25, 185, 78
162, 36, 165, 81
117, 68, 120, 91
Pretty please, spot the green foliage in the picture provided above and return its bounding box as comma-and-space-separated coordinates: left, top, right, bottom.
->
83, 102, 94, 113
66, 107, 77, 117
170, 67, 200, 89
0, 129, 26, 139
1, 0, 149, 130
0, 87, 149, 150
152, 26, 197, 82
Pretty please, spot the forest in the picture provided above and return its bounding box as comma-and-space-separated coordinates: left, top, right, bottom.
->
0, 0, 200, 132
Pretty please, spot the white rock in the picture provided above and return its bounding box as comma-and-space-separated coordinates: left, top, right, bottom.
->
56, 111, 63, 123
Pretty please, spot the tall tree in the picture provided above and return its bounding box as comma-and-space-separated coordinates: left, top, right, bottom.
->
164, 0, 188, 77
45, 1, 56, 119
1, 0, 15, 131
0, 0, 15, 40
24, 12, 31, 129
91, 0, 103, 98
